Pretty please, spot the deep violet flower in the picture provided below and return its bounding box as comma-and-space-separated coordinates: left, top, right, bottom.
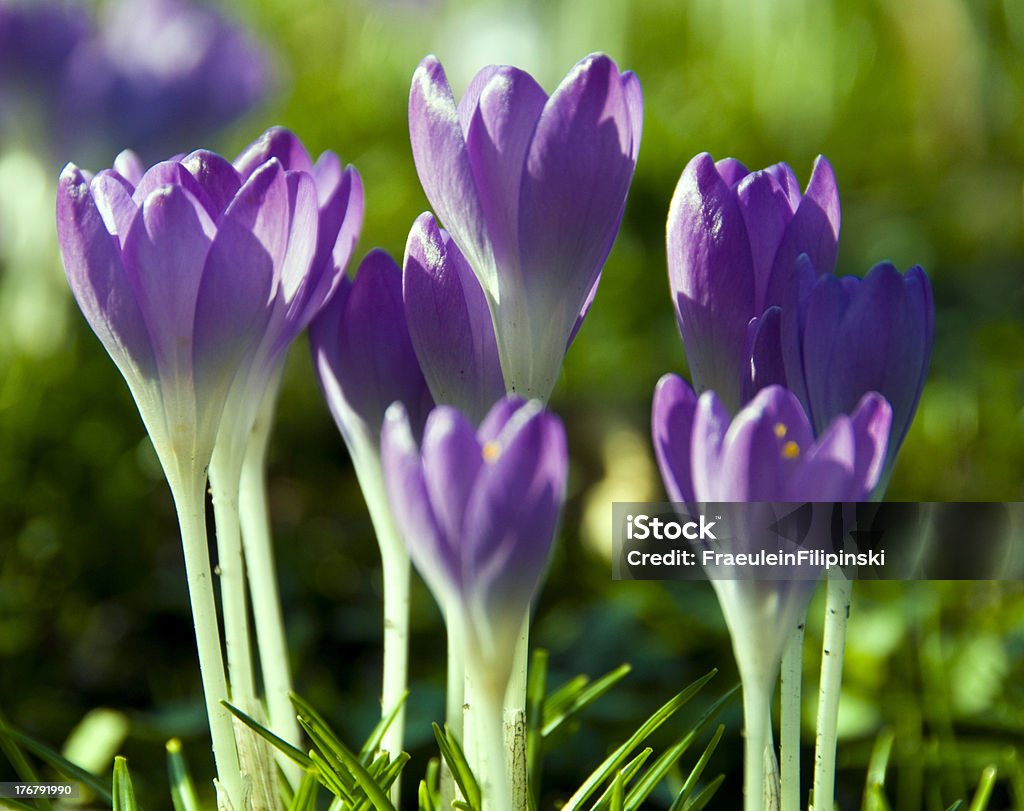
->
666, 154, 839, 413
409, 53, 642, 400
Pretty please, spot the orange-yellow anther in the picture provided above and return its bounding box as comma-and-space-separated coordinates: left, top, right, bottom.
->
774, 422, 787, 438
782, 440, 800, 459
482, 441, 501, 462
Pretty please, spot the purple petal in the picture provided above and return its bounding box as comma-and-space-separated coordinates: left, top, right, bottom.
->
457, 65, 502, 133
180, 150, 242, 219
477, 395, 529, 444
464, 66, 547, 272
121, 182, 216, 379
113, 150, 144, 186
769, 155, 840, 295
57, 164, 155, 380
787, 416, 857, 501
381, 402, 459, 601
89, 170, 138, 247
310, 249, 434, 445
690, 391, 732, 502
307, 164, 364, 316
131, 160, 219, 222
651, 373, 698, 504
566, 271, 601, 349
463, 403, 566, 642
736, 169, 797, 313
409, 56, 494, 288
421, 406, 485, 551
849, 392, 892, 497
743, 305, 787, 402
714, 157, 749, 188
403, 213, 505, 424
517, 53, 638, 333
667, 152, 754, 411
234, 126, 314, 179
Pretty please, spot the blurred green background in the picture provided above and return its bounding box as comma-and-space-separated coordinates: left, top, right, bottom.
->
1, 0, 1022, 808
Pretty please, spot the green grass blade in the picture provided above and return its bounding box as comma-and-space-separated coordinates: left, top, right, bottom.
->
944, 802, 964, 811
222, 700, 314, 769
590, 749, 653, 810
683, 774, 724, 811
0, 709, 51, 811
112, 756, 138, 811
967, 766, 998, 811
0, 723, 112, 804
526, 648, 548, 800
0, 796, 39, 811
308, 749, 353, 801
562, 670, 718, 811
359, 693, 409, 764
288, 770, 320, 811
418, 778, 437, 811
609, 770, 626, 811
298, 714, 396, 810
671, 725, 725, 811
543, 675, 591, 723
165, 739, 200, 811
543, 664, 633, 739
862, 729, 896, 811
431, 723, 480, 811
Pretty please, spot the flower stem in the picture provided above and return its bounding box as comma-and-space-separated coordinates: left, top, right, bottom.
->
742, 680, 773, 811
357, 456, 410, 806
441, 613, 467, 808
170, 477, 242, 806
208, 451, 256, 708
504, 614, 529, 811
812, 572, 852, 811
238, 386, 303, 789
780, 620, 805, 811
465, 664, 513, 811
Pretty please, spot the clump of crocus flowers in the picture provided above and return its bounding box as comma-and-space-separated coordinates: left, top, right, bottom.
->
54, 47, 934, 811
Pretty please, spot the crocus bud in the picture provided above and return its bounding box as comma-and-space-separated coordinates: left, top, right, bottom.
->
667, 154, 839, 413
409, 53, 642, 400
403, 212, 505, 425
381, 396, 567, 687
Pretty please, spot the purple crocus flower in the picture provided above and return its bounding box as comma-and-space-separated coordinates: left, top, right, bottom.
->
310, 249, 434, 462
56, 137, 322, 489
403, 212, 505, 425
381, 396, 567, 687
775, 260, 934, 484
667, 154, 840, 413
409, 53, 642, 400
57, 0, 270, 162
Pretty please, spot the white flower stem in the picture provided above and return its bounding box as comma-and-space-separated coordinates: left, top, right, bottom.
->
357, 455, 411, 806
742, 679, 773, 811
504, 614, 529, 811
812, 572, 852, 811
238, 387, 303, 789
780, 620, 806, 811
441, 613, 467, 809
208, 450, 256, 707
170, 476, 242, 806
465, 663, 513, 811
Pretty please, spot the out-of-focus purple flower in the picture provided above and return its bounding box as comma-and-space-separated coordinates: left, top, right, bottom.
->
381, 396, 567, 684
771, 260, 934, 484
56, 134, 323, 487
651, 376, 890, 696
409, 53, 642, 400
666, 154, 839, 413
310, 249, 434, 463
57, 0, 270, 161
403, 212, 505, 425
0, 3, 87, 90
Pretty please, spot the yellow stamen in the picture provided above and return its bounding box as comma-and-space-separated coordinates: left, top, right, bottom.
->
774, 422, 787, 438
782, 440, 800, 459
482, 441, 501, 462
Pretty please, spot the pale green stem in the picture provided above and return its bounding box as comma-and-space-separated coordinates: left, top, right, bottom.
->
504, 614, 529, 811
208, 450, 257, 709
442, 612, 467, 809
742, 679, 773, 811
780, 620, 806, 811
238, 387, 303, 789
170, 476, 242, 806
465, 663, 513, 811
812, 572, 852, 811
356, 452, 411, 806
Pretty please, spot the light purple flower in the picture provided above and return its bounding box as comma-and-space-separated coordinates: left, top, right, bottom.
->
403, 212, 505, 425
310, 249, 434, 462
409, 53, 642, 400
381, 396, 567, 682
56, 132, 329, 486
667, 154, 839, 413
